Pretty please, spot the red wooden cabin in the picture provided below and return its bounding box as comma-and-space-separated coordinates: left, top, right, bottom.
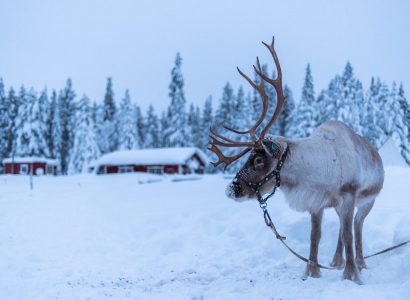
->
91, 147, 208, 175
3, 157, 59, 175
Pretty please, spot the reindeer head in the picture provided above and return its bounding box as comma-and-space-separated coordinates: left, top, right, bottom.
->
208, 37, 287, 201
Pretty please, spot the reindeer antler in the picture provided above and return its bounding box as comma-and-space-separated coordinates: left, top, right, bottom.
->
208, 36, 286, 170
254, 37, 286, 139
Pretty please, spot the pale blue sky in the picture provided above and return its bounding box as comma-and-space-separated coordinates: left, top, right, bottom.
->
1, 0, 409, 111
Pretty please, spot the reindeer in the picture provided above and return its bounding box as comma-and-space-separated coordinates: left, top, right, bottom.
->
209, 37, 384, 284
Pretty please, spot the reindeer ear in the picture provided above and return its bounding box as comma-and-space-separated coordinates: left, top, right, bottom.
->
261, 140, 282, 158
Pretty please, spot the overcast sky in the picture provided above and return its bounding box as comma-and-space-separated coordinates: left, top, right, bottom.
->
1, 0, 409, 111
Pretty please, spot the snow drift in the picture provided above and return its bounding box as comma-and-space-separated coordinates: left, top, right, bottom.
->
0, 167, 409, 299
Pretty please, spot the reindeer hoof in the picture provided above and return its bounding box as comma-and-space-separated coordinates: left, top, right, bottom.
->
342, 265, 362, 284
355, 258, 367, 271
304, 263, 322, 279
330, 257, 345, 270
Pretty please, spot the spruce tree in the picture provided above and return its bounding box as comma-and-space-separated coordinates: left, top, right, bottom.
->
45, 90, 61, 158
29, 88, 49, 157
135, 105, 145, 148
0, 78, 8, 161
293, 64, 316, 137
235, 85, 252, 136
391, 83, 410, 165
373, 79, 392, 148
159, 111, 169, 148
250, 66, 263, 127
6, 87, 19, 159
280, 85, 295, 136
214, 82, 246, 172
163, 52, 189, 147
201, 96, 213, 151
103, 77, 116, 122
361, 78, 380, 146
69, 95, 100, 173
187, 103, 201, 148
118, 90, 138, 150
215, 82, 236, 128
14, 86, 31, 156
145, 105, 160, 148
319, 75, 342, 123
99, 77, 118, 153
58, 78, 76, 174
338, 62, 363, 134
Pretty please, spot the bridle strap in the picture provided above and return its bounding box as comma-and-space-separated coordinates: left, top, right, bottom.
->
241, 145, 289, 205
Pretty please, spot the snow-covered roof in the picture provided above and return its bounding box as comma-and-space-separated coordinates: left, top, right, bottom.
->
93, 147, 209, 167
379, 139, 408, 167
2, 156, 59, 165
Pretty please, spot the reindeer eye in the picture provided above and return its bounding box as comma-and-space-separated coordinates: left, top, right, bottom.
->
253, 156, 264, 169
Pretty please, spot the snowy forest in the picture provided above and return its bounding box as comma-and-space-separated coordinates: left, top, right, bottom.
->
0, 52, 409, 174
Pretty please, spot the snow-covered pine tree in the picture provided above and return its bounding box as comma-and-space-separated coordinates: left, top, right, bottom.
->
399, 84, 410, 147
58, 78, 76, 174
318, 75, 342, 124
373, 78, 392, 148
99, 77, 118, 153
91, 101, 99, 126
215, 82, 236, 128
391, 82, 410, 165
163, 52, 189, 147
235, 85, 252, 137
45, 89, 61, 158
250, 66, 263, 127
159, 111, 169, 148
69, 95, 100, 173
200, 96, 213, 151
338, 62, 363, 134
187, 103, 201, 148
279, 85, 295, 137
5, 87, 19, 159
292, 64, 316, 137
145, 105, 160, 148
14, 86, 31, 156
117, 89, 138, 150
213, 82, 241, 172
13, 87, 48, 159
314, 90, 327, 127
135, 105, 145, 148
29, 88, 49, 158
0, 78, 8, 161
360, 78, 380, 146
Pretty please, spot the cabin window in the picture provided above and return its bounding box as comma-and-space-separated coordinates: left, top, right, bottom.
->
20, 164, 29, 174
148, 166, 163, 174
46, 165, 54, 174
97, 166, 107, 174
35, 168, 45, 175
119, 166, 133, 173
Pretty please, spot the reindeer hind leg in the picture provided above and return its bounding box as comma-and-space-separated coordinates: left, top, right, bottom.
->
354, 198, 375, 271
336, 194, 361, 284
330, 207, 345, 269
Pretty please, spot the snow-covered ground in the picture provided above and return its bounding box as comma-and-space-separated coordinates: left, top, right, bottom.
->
0, 168, 409, 299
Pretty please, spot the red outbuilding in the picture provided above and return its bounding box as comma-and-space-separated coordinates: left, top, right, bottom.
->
91, 147, 208, 175
3, 157, 59, 175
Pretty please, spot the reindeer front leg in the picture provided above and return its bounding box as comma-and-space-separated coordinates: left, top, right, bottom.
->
304, 208, 323, 279
336, 195, 362, 284
330, 209, 345, 269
